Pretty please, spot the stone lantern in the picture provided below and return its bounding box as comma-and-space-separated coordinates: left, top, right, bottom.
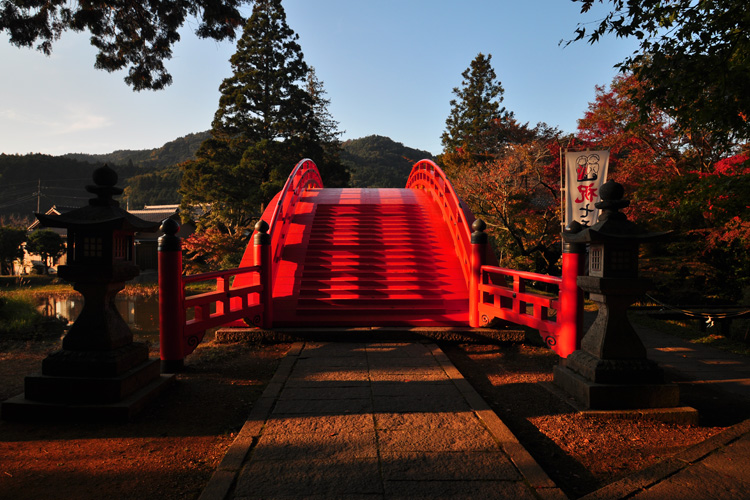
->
553, 180, 682, 411
1, 165, 173, 421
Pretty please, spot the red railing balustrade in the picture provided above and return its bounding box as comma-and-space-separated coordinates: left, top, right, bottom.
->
406, 160, 475, 287
265, 159, 324, 287
406, 160, 584, 355
182, 266, 264, 336
158, 218, 271, 372
477, 245, 584, 357
158, 160, 324, 371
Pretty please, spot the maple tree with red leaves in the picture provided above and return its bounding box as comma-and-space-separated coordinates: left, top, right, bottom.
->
182, 228, 246, 274
451, 134, 567, 275
577, 74, 750, 302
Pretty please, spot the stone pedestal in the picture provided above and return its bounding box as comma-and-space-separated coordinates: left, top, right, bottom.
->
553, 275, 679, 410
2, 360, 172, 422
554, 353, 679, 410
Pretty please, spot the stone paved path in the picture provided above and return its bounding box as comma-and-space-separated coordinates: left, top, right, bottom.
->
200, 342, 564, 500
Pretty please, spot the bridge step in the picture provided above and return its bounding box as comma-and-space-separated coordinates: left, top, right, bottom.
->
299, 280, 463, 290
281, 199, 469, 326
297, 290, 467, 300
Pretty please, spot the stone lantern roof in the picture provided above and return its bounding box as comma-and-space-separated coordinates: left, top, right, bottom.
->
34, 164, 160, 233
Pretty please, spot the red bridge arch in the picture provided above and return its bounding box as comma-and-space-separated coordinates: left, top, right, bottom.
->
158, 159, 583, 370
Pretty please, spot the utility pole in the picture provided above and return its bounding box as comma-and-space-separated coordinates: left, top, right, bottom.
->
37, 179, 41, 213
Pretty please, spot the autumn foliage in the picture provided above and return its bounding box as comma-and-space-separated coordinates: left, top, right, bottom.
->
576, 74, 750, 302
182, 228, 246, 274
444, 63, 749, 303
451, 139, 563, 275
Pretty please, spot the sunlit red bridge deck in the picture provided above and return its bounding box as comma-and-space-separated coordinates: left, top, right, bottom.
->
249, 187, 470, 326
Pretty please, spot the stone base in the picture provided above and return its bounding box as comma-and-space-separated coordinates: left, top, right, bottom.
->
42, 342, 150, 378
1, 373, 174, 422
563, 349, 664, 384
553, 365, 680, 410
215, 326, 526, 344
25, 359, 162, 404
2, 348, 174, 421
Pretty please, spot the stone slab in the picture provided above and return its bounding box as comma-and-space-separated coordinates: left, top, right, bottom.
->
380, 450, 521, 481
382, 480, 539, 500
251, 431, 378, 461
200, 341, 559, 500
234, 458, 383, 498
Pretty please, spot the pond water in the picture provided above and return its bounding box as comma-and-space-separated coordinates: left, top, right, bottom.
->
37, 294, 161, 341
36, 293, 218, 346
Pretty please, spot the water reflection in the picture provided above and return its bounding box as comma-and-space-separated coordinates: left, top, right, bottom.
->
37, 293, 219, 346
37, 294, 160, 335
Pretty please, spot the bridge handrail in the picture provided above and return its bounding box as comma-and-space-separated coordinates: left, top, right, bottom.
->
265, 159, 324, 284
405, 159, 475, 287
182, 265, 260, 284
477, 249, 584, 358
478, 265, 562, 344
161, 263, 265, 364
481, 266, 563, 286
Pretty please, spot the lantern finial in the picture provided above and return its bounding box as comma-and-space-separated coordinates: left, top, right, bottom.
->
87, 164, 124, 207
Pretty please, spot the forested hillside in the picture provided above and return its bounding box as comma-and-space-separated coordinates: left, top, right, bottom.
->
0, 154, 145, 222
123, 165, 182, 209
342, 135, 434, 188
0, 133, 432, 220
63, 132, 209, 170
0, 132, 209, 219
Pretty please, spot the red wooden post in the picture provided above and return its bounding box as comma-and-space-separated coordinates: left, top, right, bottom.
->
469, 219, 488, 327
158, 218, 185, 373
254, 220, 272, 329
216, 276, 229, 315
557, 222, 586, 357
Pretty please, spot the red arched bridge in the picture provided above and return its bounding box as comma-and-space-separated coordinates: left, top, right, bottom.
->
158, 159, 584, 369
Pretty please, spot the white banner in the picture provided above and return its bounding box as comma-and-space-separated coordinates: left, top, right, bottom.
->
564, 150, 609, 227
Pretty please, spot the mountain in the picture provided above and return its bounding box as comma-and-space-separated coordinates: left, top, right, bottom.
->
0, 154, 140, 223
0, 133, 436, 221
341, 135, 435, 188
0, 131, 208, 220
62, 131, 210, 170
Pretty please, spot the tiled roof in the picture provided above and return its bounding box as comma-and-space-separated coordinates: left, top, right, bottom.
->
128, 204, 180, 224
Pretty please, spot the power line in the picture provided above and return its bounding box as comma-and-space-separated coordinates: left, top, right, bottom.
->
0, 194, 38, 210
39, 194, 89, 202
0, 179, 39, 189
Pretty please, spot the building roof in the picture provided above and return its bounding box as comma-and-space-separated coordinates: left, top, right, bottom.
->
127, 205, 180, 224
28, 206, 78, 232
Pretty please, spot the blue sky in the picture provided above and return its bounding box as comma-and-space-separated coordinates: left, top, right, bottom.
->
0, 1, 638, 156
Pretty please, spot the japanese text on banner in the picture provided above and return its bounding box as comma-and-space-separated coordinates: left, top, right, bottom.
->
564, 150, 609, 227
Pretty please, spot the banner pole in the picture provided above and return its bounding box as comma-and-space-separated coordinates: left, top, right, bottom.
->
560, 148, 566, 233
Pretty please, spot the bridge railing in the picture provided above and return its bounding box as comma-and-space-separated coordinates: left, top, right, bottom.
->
478, 267, 561, 341
406, 160, 474, 287
406, 159, 584, 356
182, 266, 264, 336
158, 160, 323, 371
265, 159, 324, 287
157, 217, 271, 372
475, 244, 584, 357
